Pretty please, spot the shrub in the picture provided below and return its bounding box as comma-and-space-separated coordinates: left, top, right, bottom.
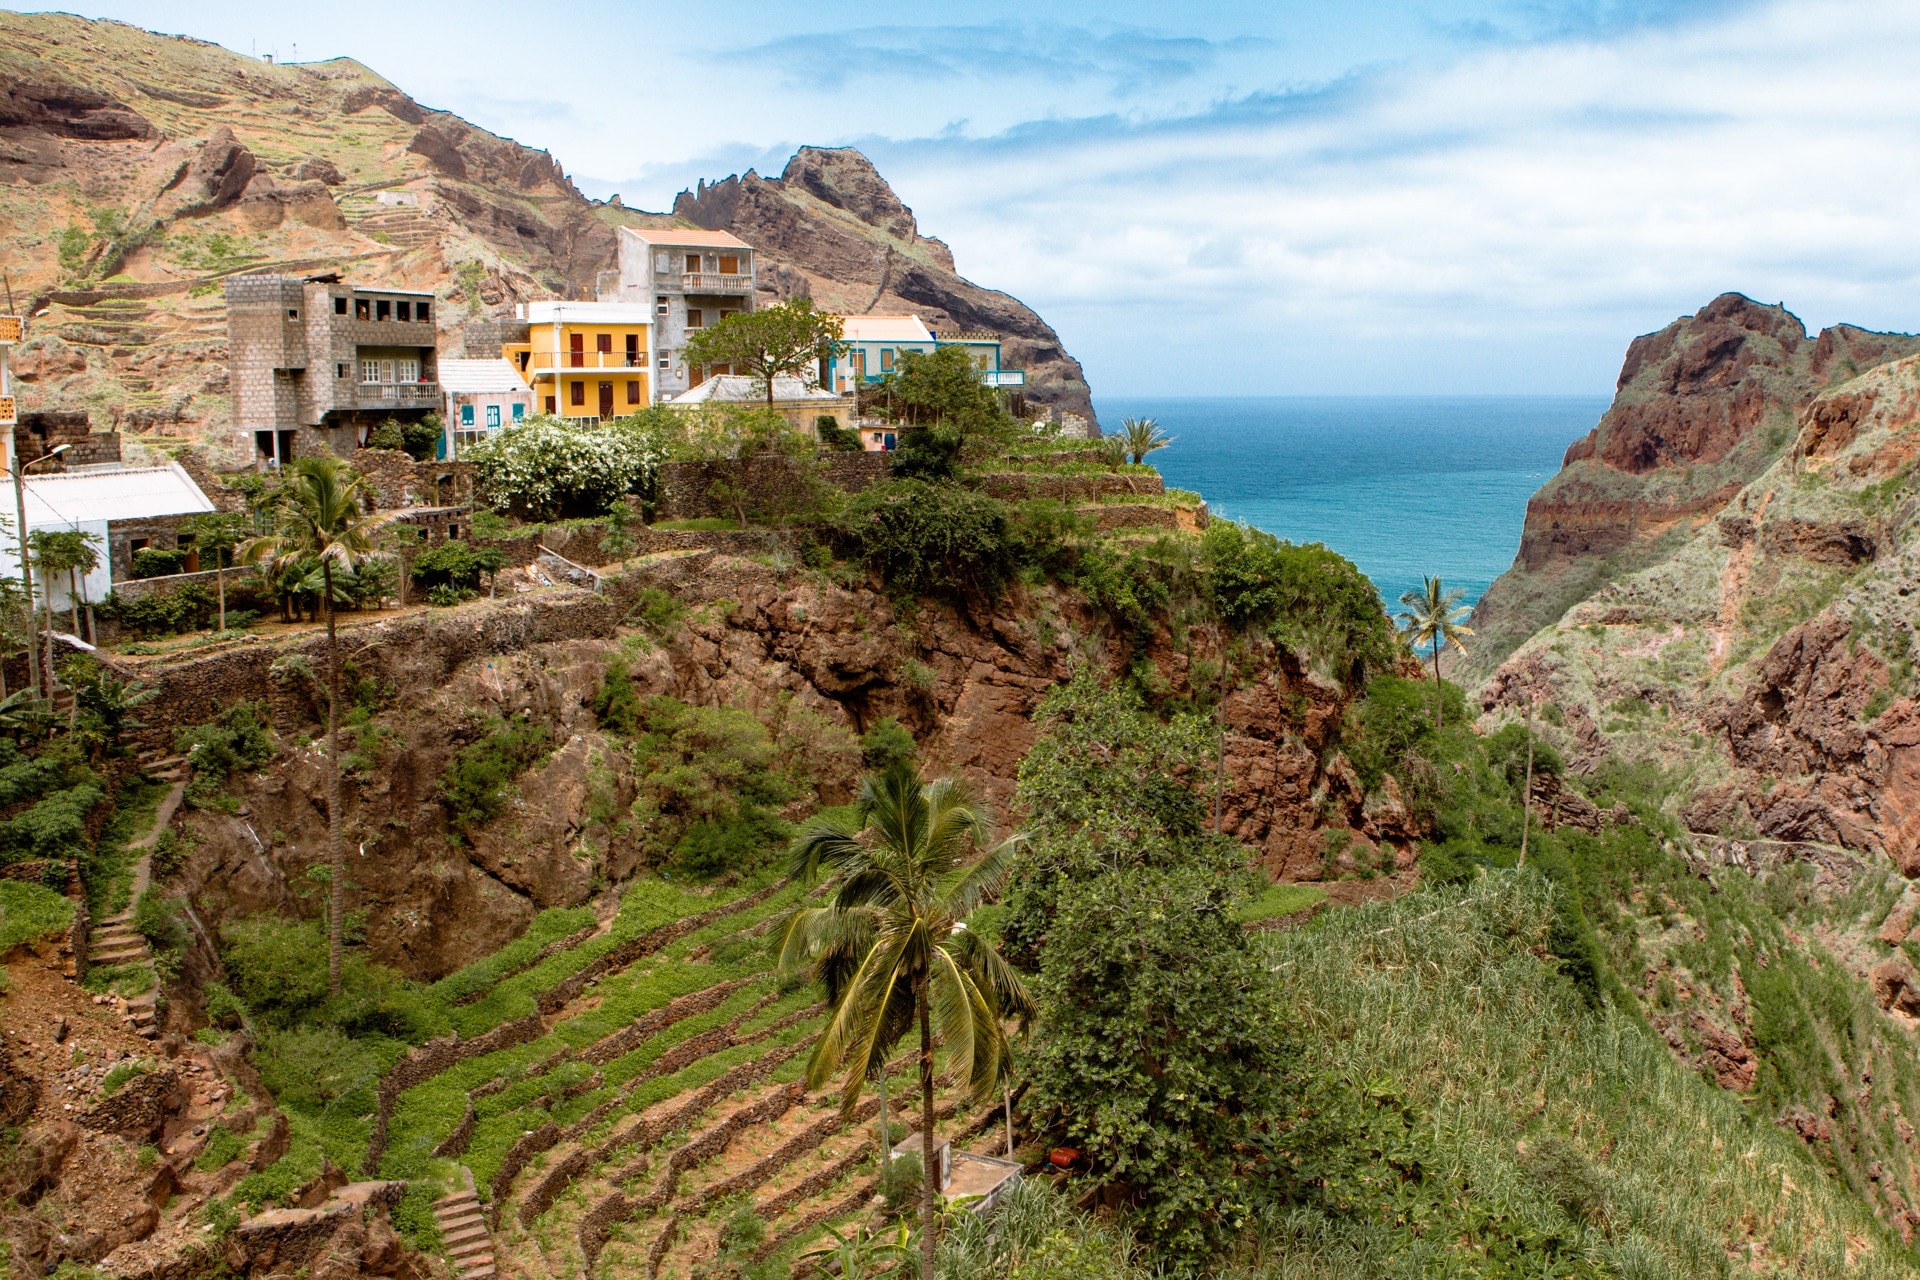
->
1, 782, 106, 863
131, 889, 188, 954
221, 916, 329, 1026
409, 541, 507, 595
816, 416, 861, 451
366, 414, 442, 461
627, 696, 797, 878
130, 547, 190, 579
177, 702, 275, 810
440, 716, 552, 831
879, 1153, 924, 1220
193, 1125, 248, 1172
888, 424, 964, 481
1200, 521, 1397, 681
97, 581, 221, 637
102, 1060, 149, 1094
590, 660, 642, 735
860, 716, 917, 774
837, 478, 1015, 600
465, 414, 663, 519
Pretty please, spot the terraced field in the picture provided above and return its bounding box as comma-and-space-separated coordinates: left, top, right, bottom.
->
365, 872, 1004, 1279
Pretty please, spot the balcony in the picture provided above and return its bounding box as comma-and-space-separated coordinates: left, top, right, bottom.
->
680, 273, 753, 295
522, 351, 648, 372
356, 381, 441, 409
982, 370, 1026, 388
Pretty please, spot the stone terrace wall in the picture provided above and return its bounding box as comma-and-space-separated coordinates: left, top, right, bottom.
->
351, 448, 475, 509
652, 452, 889, 522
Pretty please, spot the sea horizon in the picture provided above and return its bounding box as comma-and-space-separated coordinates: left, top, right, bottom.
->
1091, 394, 1611, 613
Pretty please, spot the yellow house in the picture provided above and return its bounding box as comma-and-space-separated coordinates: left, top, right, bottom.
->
502, 301, 653, 419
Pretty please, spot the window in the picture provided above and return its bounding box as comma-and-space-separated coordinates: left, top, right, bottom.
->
376, 299, 391, 320
394, 358, 419, 383
334, 297, 347, 315
570, 380, 585, 407
654, 252, 669, 272
657, 354, 670, 371
486, 404, 501, 428
718, 255, 738, 274
511, 403, 525, 422
569, 333, 584, 367
361, 358, 381, 384
417, 302, 430, 322
626, 380, 641, 404
718, 309, 738, 322
544, 395, 556, 413
396, 300, 411, 322
337, 363, 348, 379
517, 351, 529, 371
881, 348, 894, 371
596, 333, 612, 355
460, 404, 475, 426
656, 296, 668, 316
287, 308, 299, 320
355, 298, 370, 321
626, 334, 639, 365
130, 538, 149, 554
687, 309, 703, 329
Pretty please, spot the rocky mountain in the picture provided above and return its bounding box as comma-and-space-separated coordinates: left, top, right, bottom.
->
1466, 294, 1920, 677
673, 148, 1095, 423
0, 12, 1093, 459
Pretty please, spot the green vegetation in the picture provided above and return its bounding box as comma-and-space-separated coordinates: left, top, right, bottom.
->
837, 479, 1017, 600
365, 413, 444, 461
408, 540, 507, 605
439, 714, 552, 833
618, 694, 801, 878
176, 701, 275, 811
464, 413, 667, 520
1396, 574, 1475, 726
1233, 881, 1325, 924
0, 879, 74, 950
682, 296, 844, 410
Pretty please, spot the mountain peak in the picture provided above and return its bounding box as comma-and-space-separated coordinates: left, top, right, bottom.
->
778, 146, 918, 242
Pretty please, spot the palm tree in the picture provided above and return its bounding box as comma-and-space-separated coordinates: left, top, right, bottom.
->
777, 764, 1033, 1280
1118, 416, 1173, 465
238, 456, 377, 995
1397, 575, 1474, 728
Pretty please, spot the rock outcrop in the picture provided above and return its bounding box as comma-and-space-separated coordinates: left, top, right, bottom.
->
1467, 295, 1920, 676
674, 147, 1096, 426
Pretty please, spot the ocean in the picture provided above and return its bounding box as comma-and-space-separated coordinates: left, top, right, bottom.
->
1092, 396, 1610, 613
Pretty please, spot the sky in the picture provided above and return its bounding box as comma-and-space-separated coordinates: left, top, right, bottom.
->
24, 0, 1920, 395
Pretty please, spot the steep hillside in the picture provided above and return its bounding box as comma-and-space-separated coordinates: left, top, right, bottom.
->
1466, 294, 1920, 677
0, 12, 1092, 458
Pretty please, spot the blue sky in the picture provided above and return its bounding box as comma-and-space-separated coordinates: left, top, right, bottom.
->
26, 1, 1920, 395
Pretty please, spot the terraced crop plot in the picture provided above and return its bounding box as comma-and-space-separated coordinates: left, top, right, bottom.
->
368, 873, 1003, 1278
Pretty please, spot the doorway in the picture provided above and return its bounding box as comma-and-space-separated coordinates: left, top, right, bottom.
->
598, 381, 614, 417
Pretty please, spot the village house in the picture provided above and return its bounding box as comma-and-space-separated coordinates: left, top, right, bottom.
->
822, 315, 1024, 394
609, 227, 756, 399
225, 273, 440, 467
439, 357, 532, 458
501, 301, 652, 421
668, 373, 850, 434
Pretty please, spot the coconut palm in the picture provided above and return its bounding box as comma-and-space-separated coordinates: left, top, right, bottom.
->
777, 763, 1033, 1280
1397, 575, 1473, 728
1118, 416, 1173, 465
238, 456, 378, 995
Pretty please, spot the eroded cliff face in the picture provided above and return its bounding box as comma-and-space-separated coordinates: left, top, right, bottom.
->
673, 148, 1097, 425
1466, 295, 1920, 678
167, 554, 1383, 984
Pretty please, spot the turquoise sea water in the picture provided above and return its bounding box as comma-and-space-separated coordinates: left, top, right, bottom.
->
1092, 396, 1610, 612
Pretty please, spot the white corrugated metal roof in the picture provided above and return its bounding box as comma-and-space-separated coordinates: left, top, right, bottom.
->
21, 461, 215, 527
839, 315, 933, 343
671, 375, 843, 405
439, 358, 531, 395
516, 301, 656, 326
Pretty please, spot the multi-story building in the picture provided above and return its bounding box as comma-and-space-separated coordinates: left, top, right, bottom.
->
500, 302, 652, 421
225, 273, 440, 466
821, 315, 1025, 394
610, 228, 756, 399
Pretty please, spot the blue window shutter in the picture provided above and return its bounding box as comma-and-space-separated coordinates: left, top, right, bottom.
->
460, 404, 475, 426
512, 403, 525, 422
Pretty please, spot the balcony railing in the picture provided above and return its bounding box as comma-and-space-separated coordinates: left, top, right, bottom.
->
523, 351, 647, 372
357, 382, 441, 406
680, 273, 753, 295
982, 370, 1026, 387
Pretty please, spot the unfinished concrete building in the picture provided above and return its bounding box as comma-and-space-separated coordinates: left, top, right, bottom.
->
226, 273, 439, 466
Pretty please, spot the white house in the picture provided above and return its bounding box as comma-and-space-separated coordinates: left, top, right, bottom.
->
439, 358, 532, 458
0, 461, 217, 614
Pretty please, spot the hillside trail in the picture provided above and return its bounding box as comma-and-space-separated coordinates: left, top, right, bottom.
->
80, 774, 187, 1039
1710, 488, 1773, 672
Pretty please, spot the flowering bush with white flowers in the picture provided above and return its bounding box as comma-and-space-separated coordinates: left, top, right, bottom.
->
464, 414, 667, 519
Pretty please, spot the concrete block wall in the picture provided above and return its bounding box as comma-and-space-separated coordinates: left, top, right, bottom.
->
225, 275, 310, 442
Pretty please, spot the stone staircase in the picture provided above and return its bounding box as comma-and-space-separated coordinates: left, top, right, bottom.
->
134, 742, 190, 783
433, 1171, 497, 1279
89, 908, 159, 1038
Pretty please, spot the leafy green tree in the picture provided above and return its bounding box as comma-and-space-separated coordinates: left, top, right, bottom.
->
1201, 521, 1397, 684
238, 457, 378, 995
872, 344, 1010, 437
778, 765, 1032, 1280
683, 296, 845, 410
1396, 575, 1473, 728
672, 406, 815, 527
837, 479, 1015, 601
1118, 417, 1173, 465
1010, 673, 1291, 1266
